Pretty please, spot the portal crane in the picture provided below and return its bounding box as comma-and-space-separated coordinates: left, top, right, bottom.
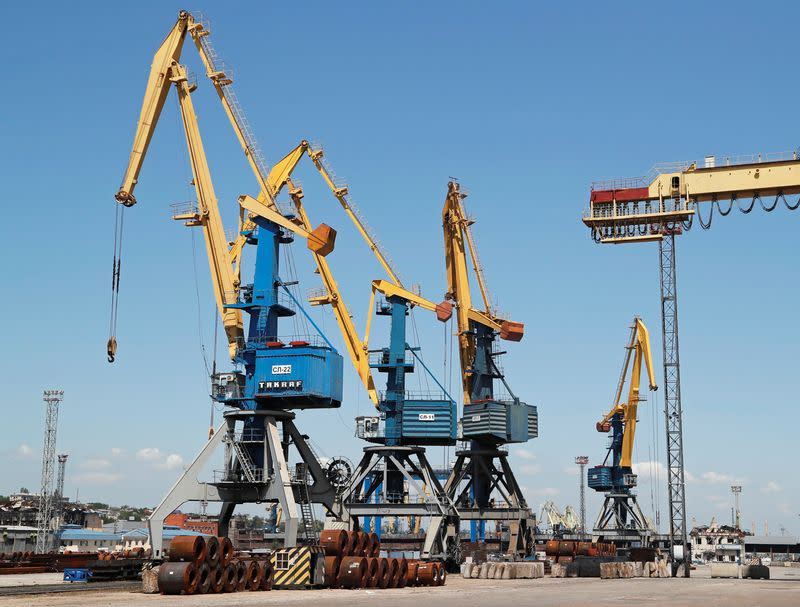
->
431, 181, 538, 557
588, 317, 657, 543
582, 150, 800, 575
112, 11, 346, 557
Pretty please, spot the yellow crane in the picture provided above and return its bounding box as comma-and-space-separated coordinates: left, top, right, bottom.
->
588, 317, 657, 543
109, 11, 335, 362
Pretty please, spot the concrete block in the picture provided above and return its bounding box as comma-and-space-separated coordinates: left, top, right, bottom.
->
710, 563, 740, 579
550, 563, 566, 578
600, 562, 619, 579
478, 562, 489, 579
487, 563, 498, 579
470, 563, 480, 578
618, 562, 634, 579
531, 562, 544, 578
657, 561, 669, 578
501, 563, 515, 580
741, 565, 770, 580
142, 565, 160, 594
633, 562, 644, 578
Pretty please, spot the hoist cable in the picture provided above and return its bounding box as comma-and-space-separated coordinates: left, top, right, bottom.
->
107, 204, 125, 363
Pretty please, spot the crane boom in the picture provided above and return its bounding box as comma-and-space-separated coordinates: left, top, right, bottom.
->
442, 181, 523, 403
596, 317, 657, 469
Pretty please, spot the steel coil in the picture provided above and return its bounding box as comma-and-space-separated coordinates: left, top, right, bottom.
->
259, 559, 274, 591
371, 557, 387, 588
338, 556, 367, 588
208, 564, 223, 593
344, 530, 358, 556
169, 535, 207, 564
396, 558, 408, 588
221, 563, 236, 593
158, 561, 198, 595
367, 532, 380, 557
544, 540, 560, 556
320, 529, 348, 557
197, 563, 211, 594
416, 561, 439, 586
234, 560, 248, 592
364, 556, 379, 587
435, 562, 446, 586
355, 531, 369, 556
246, 560, 262, 590
386, 557, 400, 588
205, 536, 220, 567
217, 536, 233, 567
324, 555, 341, 588
406, 559, 419, 586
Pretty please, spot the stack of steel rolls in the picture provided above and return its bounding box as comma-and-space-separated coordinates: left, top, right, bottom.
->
158, 535, 273, 595
319, 529, 446, 589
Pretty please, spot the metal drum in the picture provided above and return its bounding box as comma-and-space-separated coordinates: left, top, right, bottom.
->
416, 561, 439, 586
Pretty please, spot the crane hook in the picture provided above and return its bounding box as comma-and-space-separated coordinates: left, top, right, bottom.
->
107, 337, 117, 364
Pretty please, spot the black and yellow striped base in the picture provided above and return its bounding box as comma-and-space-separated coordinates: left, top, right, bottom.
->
271, 546, 325, 589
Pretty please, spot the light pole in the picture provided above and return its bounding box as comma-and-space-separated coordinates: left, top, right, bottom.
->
731, 486, 742, 530
575, 456, 589, 539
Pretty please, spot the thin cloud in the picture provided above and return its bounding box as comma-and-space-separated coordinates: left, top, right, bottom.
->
80, 458, 111, 471
760, 481, 781, 494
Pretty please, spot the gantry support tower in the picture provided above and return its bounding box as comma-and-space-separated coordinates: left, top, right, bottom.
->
582, 151, 800, 575
36, 390, 63, 554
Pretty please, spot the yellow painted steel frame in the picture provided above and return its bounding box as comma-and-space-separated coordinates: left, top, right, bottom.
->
597, 318, 658, 469
442, 181, 512, 404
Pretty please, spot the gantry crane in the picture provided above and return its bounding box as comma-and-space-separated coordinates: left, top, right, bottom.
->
588, 317, 657, 544
112, 10, 350, 556
583, 150, 800, 575
427, 181, 538, 557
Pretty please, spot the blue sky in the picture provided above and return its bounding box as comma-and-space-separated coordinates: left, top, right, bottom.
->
1, 1, 797, 534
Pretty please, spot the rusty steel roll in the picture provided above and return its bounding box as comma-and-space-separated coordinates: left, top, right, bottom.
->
544, 540, 560, 556
416, 561, 438, 586
217, 537, 233, 567
169, 535, 207, 564
396, 558, 408, 588
576, 541, 592, 556
405, 559, 419, 586
221, 562, 237, 593
557, 541, 576, 557
259, 559, 274, 591
324, 555, 341, 588
320, 529, 348, 557
435, 562, 446, 586
234, 560, 248, 592
196, 563, 211, 594
355, 531, 369, 556
246, 560, 263, 591
367, 532, 380, 557
338, 556, 367, 589
343, 530, 358, 557
208, 564, 224, 593
158, 561, 198, 595
386, 557, 400, 588
370, 556, 387, 588
204, 536, 220, 568
364, 556, 379, 587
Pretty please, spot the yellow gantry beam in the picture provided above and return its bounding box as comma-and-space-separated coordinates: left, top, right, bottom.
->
597, 318, 657, 468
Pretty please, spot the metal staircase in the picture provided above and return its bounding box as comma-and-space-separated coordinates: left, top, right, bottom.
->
293, 463, 318, 544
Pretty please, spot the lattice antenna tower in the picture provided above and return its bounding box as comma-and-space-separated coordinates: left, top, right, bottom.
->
55, 454, 68, 528
35, 390, 63, 553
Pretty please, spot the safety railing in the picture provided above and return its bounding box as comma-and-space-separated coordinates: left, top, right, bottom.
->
377, 390, 449, 402
170, 200, 200, 218
368, 350, 415, 367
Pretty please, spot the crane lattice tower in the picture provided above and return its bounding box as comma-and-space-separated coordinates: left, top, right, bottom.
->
36, 390, 63, 553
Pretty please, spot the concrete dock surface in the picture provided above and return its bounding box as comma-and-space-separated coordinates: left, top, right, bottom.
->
1, 566, 798, 607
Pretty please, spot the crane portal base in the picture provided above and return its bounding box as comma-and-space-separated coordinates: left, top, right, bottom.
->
337, 446, 458, 562
434, 446, 534, 559
592, 491, 651, 546
147, 409, 336, 558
